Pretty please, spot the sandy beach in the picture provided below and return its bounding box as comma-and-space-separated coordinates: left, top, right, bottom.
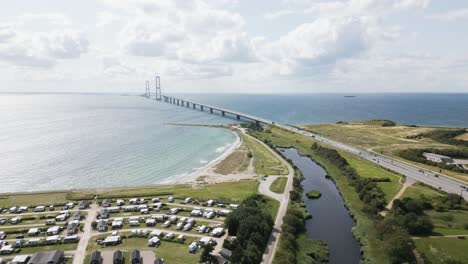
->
159, 128, 258, 185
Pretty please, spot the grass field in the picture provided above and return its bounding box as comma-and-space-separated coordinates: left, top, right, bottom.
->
414, 237, 468, 264
251, 126, 391, 264
270, 177, 287, 194
302, 123, 468, 183
401, 183, 445, 200
213, 138, 251, 175
87, 236, 200, 264
242, 134, 288, 175
426, 210, 468, 233
339, 151, 402, 202
0, 191, 90, 208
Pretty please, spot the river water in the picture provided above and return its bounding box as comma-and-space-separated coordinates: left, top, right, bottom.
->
280, 148, 361, 264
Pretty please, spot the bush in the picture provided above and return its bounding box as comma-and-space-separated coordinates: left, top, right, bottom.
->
306, 190, 321, 199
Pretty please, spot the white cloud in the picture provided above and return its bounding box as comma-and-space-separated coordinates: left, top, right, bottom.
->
428, 8, 468, 21
0, 14, 89, 68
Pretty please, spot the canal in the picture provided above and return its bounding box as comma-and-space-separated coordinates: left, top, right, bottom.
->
280, 148, 361, 264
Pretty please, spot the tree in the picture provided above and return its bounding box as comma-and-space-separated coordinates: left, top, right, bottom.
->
384, 228, 415, 264
200, 244, 217, 264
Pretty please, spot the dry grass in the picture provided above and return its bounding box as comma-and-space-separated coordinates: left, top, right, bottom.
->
213, 143, 250, 175
455, 132, 468, 141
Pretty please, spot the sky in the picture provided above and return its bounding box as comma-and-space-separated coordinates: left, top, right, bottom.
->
0, 0, 467, 93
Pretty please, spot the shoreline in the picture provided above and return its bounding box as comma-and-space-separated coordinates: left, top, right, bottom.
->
0, 128, 243, 196
159, 129, 242, 184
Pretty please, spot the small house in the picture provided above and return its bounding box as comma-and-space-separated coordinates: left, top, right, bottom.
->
165, 233, 174, 240
113, 250, 124, 264
46, 219, 56, 225
112, 218, 123, 229
99, 209, 109, 219
27, 228, 40, 236
131, 250, 142, 264
47, 226, 61, 236
18, 206, 28, 213
199, 236, 213, 245
0, 245, 14, 255
28, 250, 64, 264
55, 214, 68, 222
73, 211, 83, 221
220, 248, 232, 261
33, 206, 45, 212
63, 235, 79, 243
101, 199, 111, 207
146, 219, 156, 226
116, 199, 125, 206
129, 198, 138, 205
46, 235, 60, 244
97, 220, 108, 232
9, 217, 22, 224
90, 251, 102, 264
78, 200, 89, 210
212, 227, 224, 237
151, 214, 165, 222
11, 255, 29, 264
27, 238, 42, 246
190, 210, 203, 217
67, 222, 79, 235
150, 230, 163, 238
188, 242, 199, 253
103, 235, 121, 246
65, 202, 74, 209
206, 200, 215, 207
148, 237, 161, 247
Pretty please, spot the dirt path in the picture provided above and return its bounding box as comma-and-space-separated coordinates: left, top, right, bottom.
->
380, 178, 417, 216
73, 203, 98, 264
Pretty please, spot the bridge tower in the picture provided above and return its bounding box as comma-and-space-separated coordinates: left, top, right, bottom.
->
155, 75, 162, 101
145, 80, 150, 97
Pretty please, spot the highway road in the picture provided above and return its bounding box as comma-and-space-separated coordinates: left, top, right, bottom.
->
278, 125, 468, 200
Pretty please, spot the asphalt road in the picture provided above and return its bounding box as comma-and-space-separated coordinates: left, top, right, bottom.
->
279, 125, 468, 200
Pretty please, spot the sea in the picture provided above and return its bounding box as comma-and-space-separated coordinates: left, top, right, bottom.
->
1, 93, 467, 193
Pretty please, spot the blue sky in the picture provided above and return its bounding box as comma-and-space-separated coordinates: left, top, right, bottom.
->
0, 0, 467, 93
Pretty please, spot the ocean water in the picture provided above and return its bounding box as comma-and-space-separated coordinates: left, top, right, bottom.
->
177, 93, 468, 127
0, 93, 236, 193
1, 93, 467, 193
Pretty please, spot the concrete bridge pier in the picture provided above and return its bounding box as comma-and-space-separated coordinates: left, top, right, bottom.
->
193, 104, 196, 109
221, 111, 225, 117
177, 99, 180, 105
181, 101, 184, 107
210, 108, 213, 114
186, 102, 190, 108
236, 115, 240, 120
201, 106, 204, 111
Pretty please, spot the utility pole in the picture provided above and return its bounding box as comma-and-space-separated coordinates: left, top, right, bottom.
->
155, 75, 161, 101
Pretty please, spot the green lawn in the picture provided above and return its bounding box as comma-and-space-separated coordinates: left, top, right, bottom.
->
414, 237, 468, 264
425, 210, 468, 234
0, 191, 90, 208
87, 236, 200, 264
17, 243, 78, 255
85, 181, 258, 203
401, 183, 445, 200
242, 134, 288, 175
270, 177, 287, 194
339, 151, 402, 202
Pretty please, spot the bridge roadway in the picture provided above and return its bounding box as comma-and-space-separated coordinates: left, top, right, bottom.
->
161, 95, 468, 200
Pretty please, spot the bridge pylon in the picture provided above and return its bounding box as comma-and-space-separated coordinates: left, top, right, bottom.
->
155, 75, 161, 101
145, 80, 150, 98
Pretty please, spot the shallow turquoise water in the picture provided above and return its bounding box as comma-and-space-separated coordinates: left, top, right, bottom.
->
0, 94, 236, 192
